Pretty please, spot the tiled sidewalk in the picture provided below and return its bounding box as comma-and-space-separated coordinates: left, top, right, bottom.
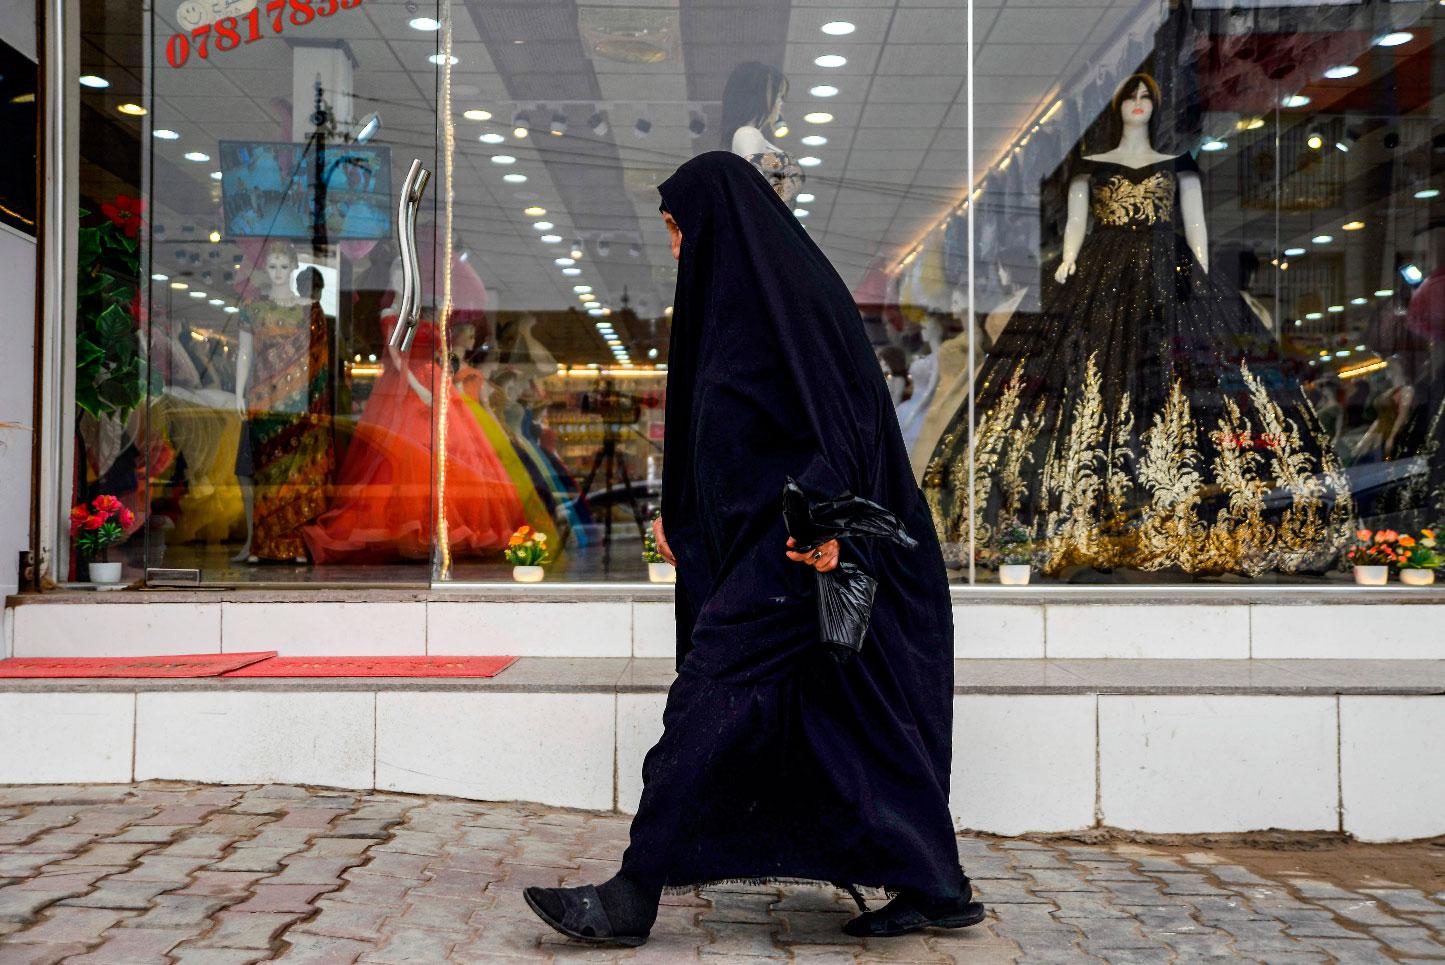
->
0, 783, 1440, 963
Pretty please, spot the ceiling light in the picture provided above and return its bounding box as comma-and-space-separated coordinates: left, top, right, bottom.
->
809, 85, 838, 98
1414, 187, 1440, 199
153, 128, 180, 140
548, 112, 568, 137
208, 298, 224, 306
189, 290, 206, 299
409, 16, 441, 30
78, 74, 110, 89
688, 114, 706, 139
798, 156, 822, 167
1306, 133, 1324, 150
574, 285, 592, 293
588, 111, 609, 136
524, 205, 546, 216
794, 208, 809, 217
117, 103, 147, 116
427, 53, 459, 66
208, 230, 221, 243
540, 234, 562, 243
821, 20, 855, 35
223, 306, 239, 314
1305, 311, 1323, 320
797, 193, 815, 203
814, 54, 847, 68
1328, 305, 1344, 313
1351, 297, 1368, 305
463, 108, 492, 121
1235, 117, 1265, 131
210, 171, 223, 181
491, 155, 516, 165
1401, 263, 1425, 285
533, 220, 554, 230
801, 135, 827, 147
503, 173, 527, 183
1284, 247, 1306, 257
773, 123, 789, 138
1312, 234, 1334, 244
169, 281, 188, 290
1281, 94, 1310, 108
579, 293, 596, 302
512, 110, 530, 138
602, 308, 612, 316
562, 267, 581, 276
151, 273, 169, 281
1335, 141, 1350, 153
1201, 139, 1227, 152
355, 112, 381, 143
184, 151, 210, 162
634, 117, 652, 138
554, 257, 575, 266
1376, 31, 1413, 47
1323, 65, 1360, 79
629, 244, 641, 257
1375, 288, 1394, 297
648, 347, 658, 359
597, 239, 610, 257
588, 307, 605, 316
1342, 220, 1365, 231
803, 111, 834, 124
479, 131, 505, 144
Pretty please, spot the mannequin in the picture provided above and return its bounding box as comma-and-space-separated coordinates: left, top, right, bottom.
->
231, 242, 332, 564
1352, 362, 1416, 462
720, 61, 802, 205
894, 316, 944, 453
876, 344, 908, 406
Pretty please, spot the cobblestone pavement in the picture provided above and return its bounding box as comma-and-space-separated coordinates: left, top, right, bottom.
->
0, 784, 1441, 963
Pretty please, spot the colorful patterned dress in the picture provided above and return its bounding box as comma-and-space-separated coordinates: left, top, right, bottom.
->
238, 297, 334, 560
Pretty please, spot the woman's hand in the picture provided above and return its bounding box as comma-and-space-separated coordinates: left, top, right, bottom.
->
652, 515, 676, 566
786, 537, 839, 573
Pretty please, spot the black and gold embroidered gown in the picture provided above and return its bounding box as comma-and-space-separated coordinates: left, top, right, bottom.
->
923, 153, 1353, 577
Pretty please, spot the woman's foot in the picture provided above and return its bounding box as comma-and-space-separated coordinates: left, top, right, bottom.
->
523, 874, 659, 947
842, 881, 988, 938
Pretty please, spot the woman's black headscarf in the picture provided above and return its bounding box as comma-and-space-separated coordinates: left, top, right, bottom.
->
657, 151, 916, 676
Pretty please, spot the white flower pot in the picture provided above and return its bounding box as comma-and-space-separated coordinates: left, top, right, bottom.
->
1353, 564, 1389, 586
1400, 568, 1436, 586
999, 564, 1032, 586
512, 565, 545, 583
88, 561, 123, 584
648, 561, 677, 583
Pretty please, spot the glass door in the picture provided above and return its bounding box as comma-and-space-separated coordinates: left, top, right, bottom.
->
134, 0, 443, 585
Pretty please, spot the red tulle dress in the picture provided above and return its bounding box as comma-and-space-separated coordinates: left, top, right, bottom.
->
302, 313, 526, 563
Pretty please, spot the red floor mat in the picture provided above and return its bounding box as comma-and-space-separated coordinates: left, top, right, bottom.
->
0, 652, 277, 678
221, 655, 518, 677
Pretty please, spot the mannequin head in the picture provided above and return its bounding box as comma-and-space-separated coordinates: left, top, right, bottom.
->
1107, 73, 1161, 148
719, 61, 788, 148
262, 242, 298, 298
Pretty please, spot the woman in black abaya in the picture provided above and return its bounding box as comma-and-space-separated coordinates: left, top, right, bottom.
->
523, 151, 984, 946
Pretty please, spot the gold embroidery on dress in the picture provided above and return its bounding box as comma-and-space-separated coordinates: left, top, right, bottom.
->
1092, 172, 1175, 225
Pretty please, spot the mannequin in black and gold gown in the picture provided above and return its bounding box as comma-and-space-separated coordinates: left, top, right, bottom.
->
924, 77, 1352, 578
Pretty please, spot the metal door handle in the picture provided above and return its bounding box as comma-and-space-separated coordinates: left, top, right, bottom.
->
388, 158, 432, 350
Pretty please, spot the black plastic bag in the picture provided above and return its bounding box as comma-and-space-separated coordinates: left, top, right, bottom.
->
782, 476, 918, 662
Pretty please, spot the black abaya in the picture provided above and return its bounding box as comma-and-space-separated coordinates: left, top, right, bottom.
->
619, 151, 964, 898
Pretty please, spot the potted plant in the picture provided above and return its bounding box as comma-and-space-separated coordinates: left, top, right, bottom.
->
1397, 529, 1440, 586
1346, 528, 1399, 586
643, 510, 676, 583
503, 525, 551, 582
71, 495, 134, 585
995, 522, 1034, 586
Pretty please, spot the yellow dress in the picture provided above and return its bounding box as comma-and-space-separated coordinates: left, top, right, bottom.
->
455, 367, 558, 548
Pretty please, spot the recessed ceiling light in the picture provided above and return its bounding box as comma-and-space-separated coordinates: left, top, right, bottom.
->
1323, 65, 1359, 79
491, 155, 516, 165
169, 281, 188, 290
562, 267, 581, 276
188, 290, 206, 299
809, 85, 839, 98
773, 123, 789, 138
1375, 288, 1394, 297
153, 129, 181, 142
117, 103, 147, 116
802, 112, 833, 124
1201, 139, 1228, 152
208, 230, 221, 243
463, 109, 493, 121
503, 173, 527, 183
554, 257, 575, 266
533, 221, 554, 230
428, 53, 460, 66
540, 234, 562, 243
208, 298, 225, 306
151, 273, 169, 281
801, 135, 827, 147
409, 16, 441, 30
524, 205, 546, 216
1304, 311, 1322, 320
569, 248, 583, 259
1306, 133, 1324, 150
588, 307, 605, 316
1312, 234, 1334, 244
794, 208, 809, 217
1351, 297, 1368, 305
78, 74, 110, 89
184, 151, 210, 162
1342, 220, 1365, 231
223, 306, 239, 314
479, 131, 505, 144
1376, 31, 1413, 47
1327, 305, 1344, 313
798, 156, 822, 167
821, 20, 855, 35
210, 171, 223, 181
574, 285, 592, 293
797, 193, 815, 203
1235, 117, 1265, 131
1283, 247, 1306, 257
1281, 94, 1311, 108
814, 54, 847, 68
1415, 188, 1440, 199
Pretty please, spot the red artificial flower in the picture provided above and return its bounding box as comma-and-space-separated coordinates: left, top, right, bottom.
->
100, 194, 146, 238
93, 494, 122, 513
83, 515, 105, 531
119, 508, 135, 528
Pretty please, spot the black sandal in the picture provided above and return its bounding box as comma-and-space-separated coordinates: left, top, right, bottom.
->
841, 891, 988, 938
522, 884, 650, 947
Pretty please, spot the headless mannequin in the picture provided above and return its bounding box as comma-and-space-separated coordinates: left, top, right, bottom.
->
1057, 80, 1209, 285
1352, 363, 1416, 461
895, 317, 944, 452
232, 249, 306, 564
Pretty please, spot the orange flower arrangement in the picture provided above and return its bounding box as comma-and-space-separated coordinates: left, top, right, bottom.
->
502, 524, 551, 566
1398, 529, 1441, 571
1347, 528, 1399, 567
